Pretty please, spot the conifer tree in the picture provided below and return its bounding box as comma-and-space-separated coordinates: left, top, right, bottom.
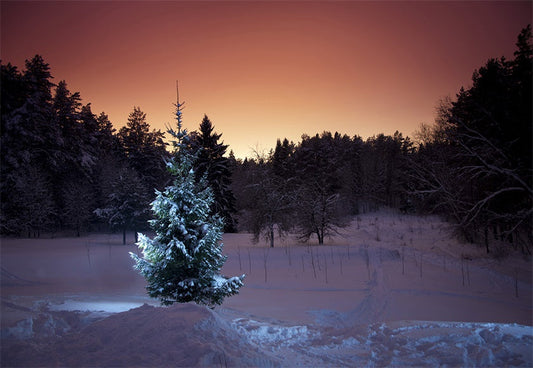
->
118, 107, 169, 191
95, 167, 150, 245
130, 102, 244, 307
190, 115, 237, 232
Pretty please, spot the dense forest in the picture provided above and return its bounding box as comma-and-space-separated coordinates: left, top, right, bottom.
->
1, 26, 531, 253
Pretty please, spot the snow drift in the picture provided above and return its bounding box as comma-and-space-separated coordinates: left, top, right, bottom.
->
2, 303, 531, 367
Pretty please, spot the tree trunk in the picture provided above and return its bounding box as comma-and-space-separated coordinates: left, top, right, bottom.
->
316, 228, 324, 245
122, 228, 126, 245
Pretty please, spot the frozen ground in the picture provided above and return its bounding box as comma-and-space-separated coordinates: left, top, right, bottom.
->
1, 210, 532, 366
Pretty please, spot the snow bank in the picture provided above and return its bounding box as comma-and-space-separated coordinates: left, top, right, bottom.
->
1, 304, 277, 367
2, 303, 531, 367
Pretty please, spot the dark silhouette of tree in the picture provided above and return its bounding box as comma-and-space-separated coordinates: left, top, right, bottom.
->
0, 56, 165, 236
52, 81, 99, 228
189, 115, 237, 232
118, 107, 169, 192
0, 62, 26, 119
411, 25, 532, 253
63, 179, 95, 237
91, 112, 124, 224
272, 138, 295, 178
233, 131, 415, 245
11, 166, 55, 237
95, 167, 150, 244
0, 55, 59, 234
242, 154, 296, 247
292, 132, 350, 244
361, 132, 413, 209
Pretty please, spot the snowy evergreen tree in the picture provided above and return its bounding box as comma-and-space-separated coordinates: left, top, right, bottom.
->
1, 55, 59, 234
130, 102, 244, 307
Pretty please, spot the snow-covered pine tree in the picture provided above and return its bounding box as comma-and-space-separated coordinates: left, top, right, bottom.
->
130, 102, 244, 307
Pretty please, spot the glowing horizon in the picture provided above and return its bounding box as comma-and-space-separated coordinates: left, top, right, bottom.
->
2, 1, 530, 158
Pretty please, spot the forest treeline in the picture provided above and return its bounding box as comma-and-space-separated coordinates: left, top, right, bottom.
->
1, 26, 531, 253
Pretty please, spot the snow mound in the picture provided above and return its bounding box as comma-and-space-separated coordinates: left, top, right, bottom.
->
325, 321, 533, 367
2, 303, 531, 367
1, 303, 278, 367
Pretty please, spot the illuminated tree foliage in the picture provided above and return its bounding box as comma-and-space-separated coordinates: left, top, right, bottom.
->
131, 103, 244, 307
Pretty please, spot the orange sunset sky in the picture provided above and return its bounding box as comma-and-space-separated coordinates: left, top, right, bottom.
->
1, 1, 531, 158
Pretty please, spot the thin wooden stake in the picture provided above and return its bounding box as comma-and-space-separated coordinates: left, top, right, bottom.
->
311, 249, 317, 279
86, 242, 91, 267
324, 254, 328, 284
247, 248, 252, 274
365, 248, 370, 280
461, 258, 465, 287
419, 253, 423, 279
466, 259, 470, 286
263, 248, 269, 283
401, 247, 405, 275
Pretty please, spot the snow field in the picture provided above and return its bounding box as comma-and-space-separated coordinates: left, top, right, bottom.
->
221, 239, 531, 326
1, 211, 532, 366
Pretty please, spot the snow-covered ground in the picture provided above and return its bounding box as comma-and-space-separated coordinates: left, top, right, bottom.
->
2, 211, 532, 366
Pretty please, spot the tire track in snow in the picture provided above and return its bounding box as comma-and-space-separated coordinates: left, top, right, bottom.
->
347, 246, 391, 325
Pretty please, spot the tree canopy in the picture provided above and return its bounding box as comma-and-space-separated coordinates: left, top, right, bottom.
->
131, 103, 244, 307
2, 25, 530, 256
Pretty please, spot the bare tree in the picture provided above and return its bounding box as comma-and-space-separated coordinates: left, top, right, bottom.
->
243, 156, 296, 247
295, 182, 349, 244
